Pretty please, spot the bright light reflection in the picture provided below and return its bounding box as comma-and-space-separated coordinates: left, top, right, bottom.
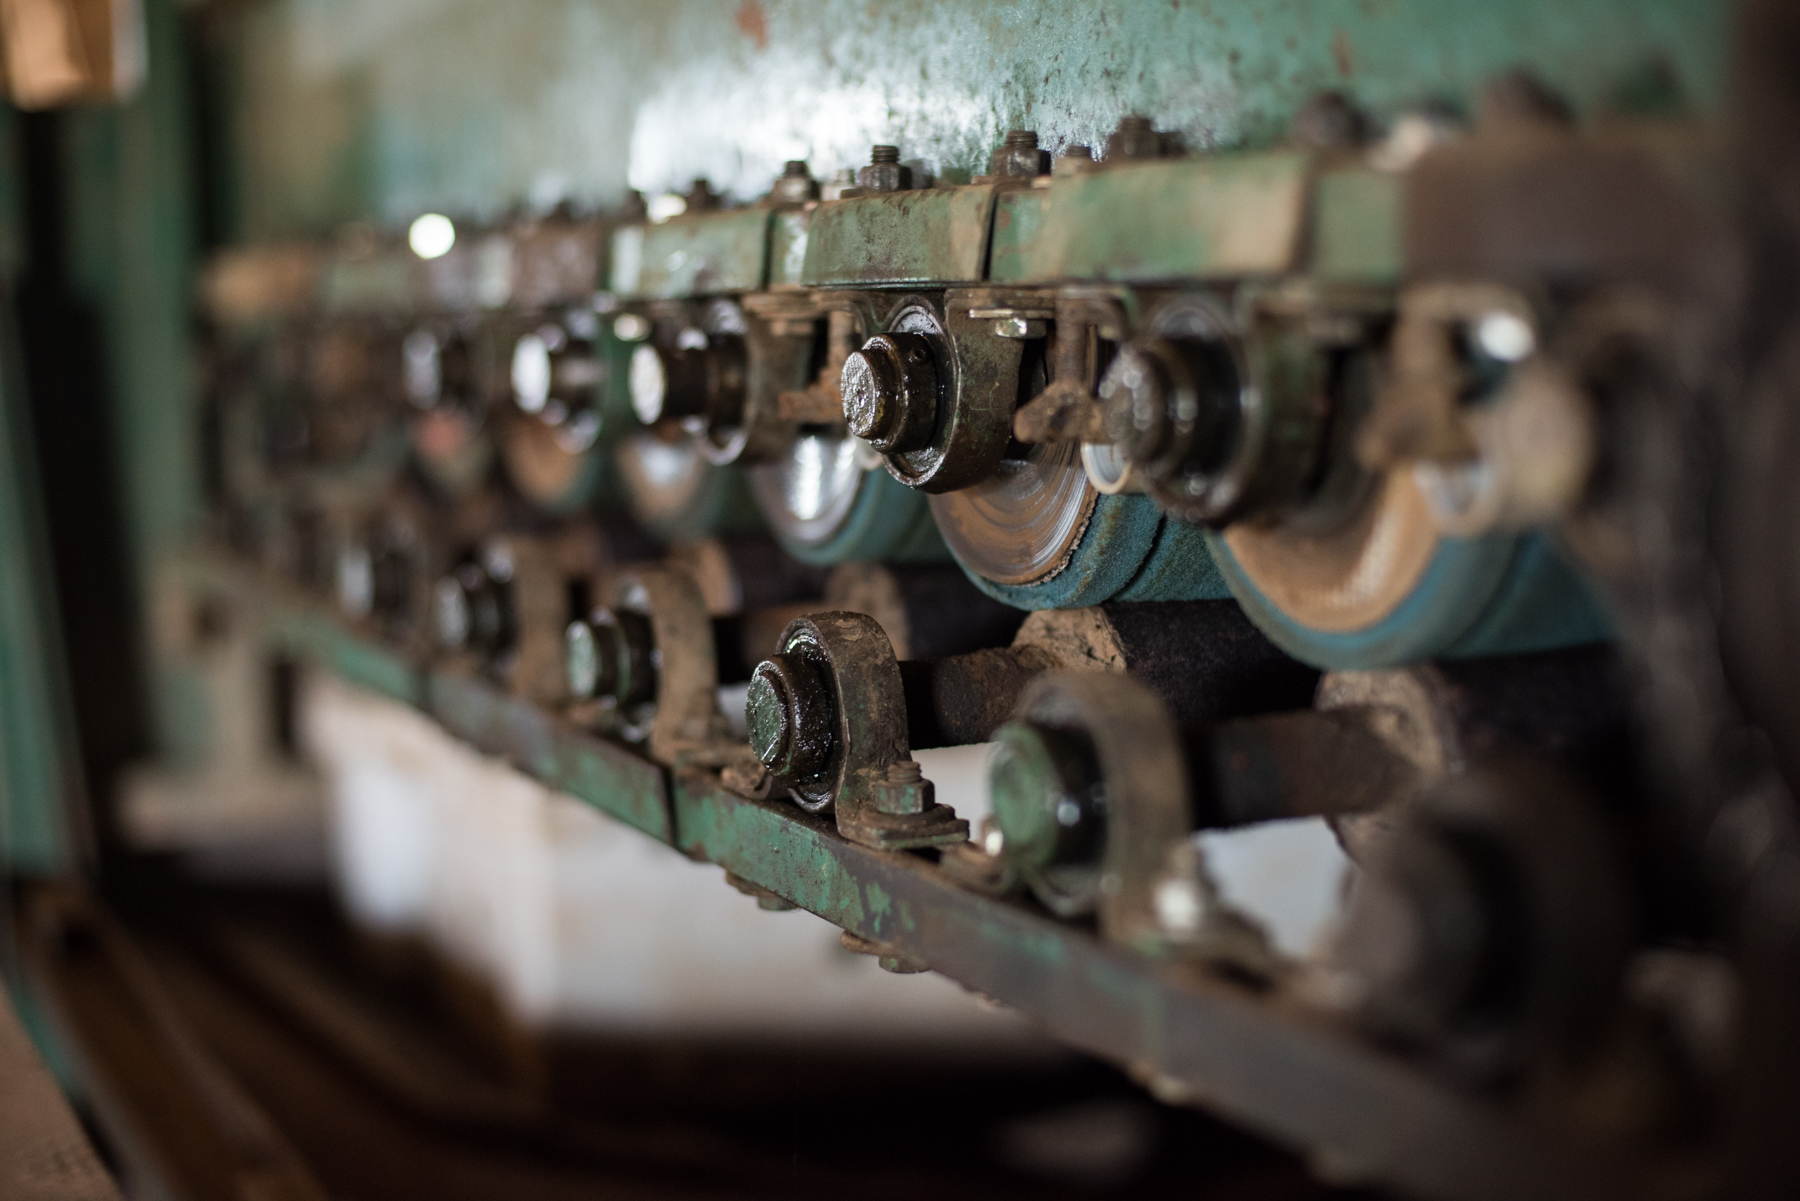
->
408, 213, 457, 260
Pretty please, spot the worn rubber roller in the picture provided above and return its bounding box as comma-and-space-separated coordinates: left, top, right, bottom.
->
874, 290, 1230, 609
1094, 290, 1612, 667
611, 429, 762, 543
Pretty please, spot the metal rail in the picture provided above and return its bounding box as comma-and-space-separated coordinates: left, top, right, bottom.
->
269, 591, 1675, 1201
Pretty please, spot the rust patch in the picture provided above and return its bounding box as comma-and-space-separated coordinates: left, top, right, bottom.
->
1332, 29, 1354, 78
735, 0, 769, 49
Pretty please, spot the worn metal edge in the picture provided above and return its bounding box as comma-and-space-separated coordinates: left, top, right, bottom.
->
668, 768, 1650, 1201
424, 670, 675, 844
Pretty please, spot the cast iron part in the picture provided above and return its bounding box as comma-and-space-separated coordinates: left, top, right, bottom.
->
746, 611, 967, 849
1100, 319, 1327, 527
840, 332, 939, 453
619, 567, 734, 763
1328, 758, 1636, 1084
990, 129, 1050, 179
857, 144, 912, 193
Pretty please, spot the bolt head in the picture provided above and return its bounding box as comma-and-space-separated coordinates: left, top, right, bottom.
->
871, 765, 934, 816
745, 659, 794, 768
988, 721, 1104, 873
856, 161, 912, 192
1105, 115, 1164, 162
747, 652, 834, 780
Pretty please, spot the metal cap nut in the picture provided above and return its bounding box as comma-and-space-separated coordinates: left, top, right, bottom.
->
840, 333, 938, 454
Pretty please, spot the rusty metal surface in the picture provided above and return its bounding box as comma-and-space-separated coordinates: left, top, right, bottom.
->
898, 645, 1059, 749
800, 187, 997, 287
1205, 709, 1421, 827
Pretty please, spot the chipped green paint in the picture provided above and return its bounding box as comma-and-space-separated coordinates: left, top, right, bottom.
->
1022, 152, 1312, 283
1312, 167, 1404, 283
610, 208, 772, 299
800, 186, 997, 287
274, 609, 423, 706
985, 187, 1050, 284
864, 880, 893, 922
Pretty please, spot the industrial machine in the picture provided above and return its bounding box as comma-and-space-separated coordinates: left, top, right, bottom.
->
5, 0, 1800, 1198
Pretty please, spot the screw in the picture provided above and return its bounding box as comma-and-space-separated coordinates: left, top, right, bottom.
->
840, 333, 938, 453
858, 145, 912, 192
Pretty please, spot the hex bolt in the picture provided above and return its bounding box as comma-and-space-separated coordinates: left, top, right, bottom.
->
990, 128, 1050, 178
769, 159, 819, 205
746, 652, 834, 780
871, 759, 935, 816
840, 333, 938, 453
857, 145, 913, 192
1105, 114, 1165, 162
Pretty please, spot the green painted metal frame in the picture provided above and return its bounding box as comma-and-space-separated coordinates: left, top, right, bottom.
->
265, 584, 1679, 1201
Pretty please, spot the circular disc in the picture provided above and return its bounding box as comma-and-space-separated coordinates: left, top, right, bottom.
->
927, 439, 1096, 587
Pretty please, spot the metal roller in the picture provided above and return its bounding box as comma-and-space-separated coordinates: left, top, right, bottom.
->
497, 306, 637, 514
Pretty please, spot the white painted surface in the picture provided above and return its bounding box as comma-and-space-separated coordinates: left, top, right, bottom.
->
301, 675, 1043, 1045
1194, 818, 1354, 959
